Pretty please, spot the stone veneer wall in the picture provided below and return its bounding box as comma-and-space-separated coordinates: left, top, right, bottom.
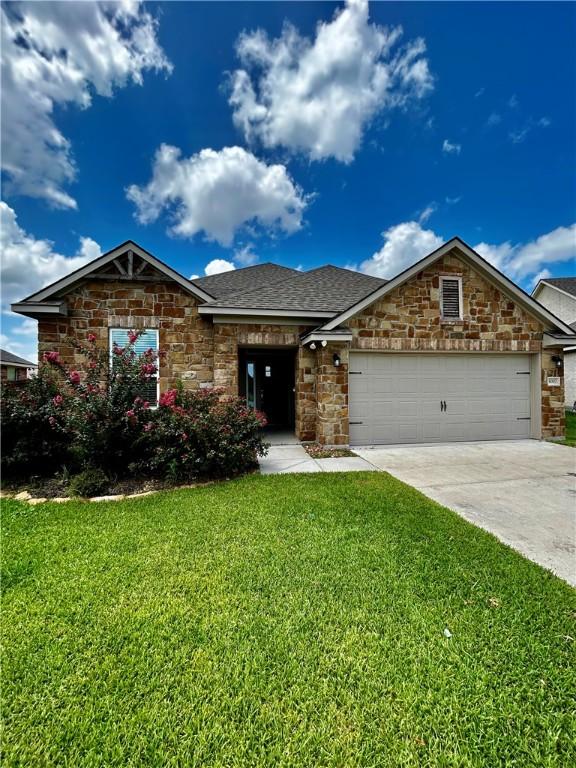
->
541, 350, 566, 438
315, 344, 349, 446
38, 280, 214, 392
344, 248, 565, 440
212, 323, 317, 442
296, 345, 317, 442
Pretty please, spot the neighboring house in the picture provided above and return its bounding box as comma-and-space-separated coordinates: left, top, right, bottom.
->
12, 238, 575, 445
0, 349, 37, 382
532, 277, 576, 408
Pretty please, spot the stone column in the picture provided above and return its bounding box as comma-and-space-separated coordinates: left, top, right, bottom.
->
541, 348, 565, 439
213, 324, 238, 397
295, 345, 317, 442
315, 343, 350, 446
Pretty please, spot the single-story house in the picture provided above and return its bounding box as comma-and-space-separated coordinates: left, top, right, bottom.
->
531, 277, 576, 408
0, 349, 37, 382
12, 237, 575, 445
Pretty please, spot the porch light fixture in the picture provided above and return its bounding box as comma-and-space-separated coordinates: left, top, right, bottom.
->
333, 353, 341, 367
551, 355, 563, 369
309, 342, 317, 350
321, 340, 328, 347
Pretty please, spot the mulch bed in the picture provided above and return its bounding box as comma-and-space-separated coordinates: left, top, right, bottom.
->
303, 443, 357, 459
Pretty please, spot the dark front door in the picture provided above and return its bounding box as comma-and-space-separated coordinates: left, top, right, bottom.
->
240, 350, 295, 429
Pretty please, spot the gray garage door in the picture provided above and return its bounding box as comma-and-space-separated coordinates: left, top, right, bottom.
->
349, 353, 532, 446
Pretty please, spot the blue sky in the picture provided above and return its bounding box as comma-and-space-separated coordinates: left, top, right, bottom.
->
1, 0, 575, 361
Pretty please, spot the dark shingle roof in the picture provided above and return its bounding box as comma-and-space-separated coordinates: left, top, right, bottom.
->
0, 349, 36, 367
192, 263, 298, 299
204, 265, 387, 313
543, 277, 576, 297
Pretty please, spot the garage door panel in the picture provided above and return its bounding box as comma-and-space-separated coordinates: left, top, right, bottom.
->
349, 353, 532, 445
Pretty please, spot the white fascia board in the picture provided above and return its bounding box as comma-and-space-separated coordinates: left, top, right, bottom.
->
301, 331, 353, 345
543, 333, 576, 348
11, 301, 67, 317
321, 238, 575, 335
213, 315, 318, 326
0, 360, 36, 368
199, 305, 335, 319
20, 241, 214, 304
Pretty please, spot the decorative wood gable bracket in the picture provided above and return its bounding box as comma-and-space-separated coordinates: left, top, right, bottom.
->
86, 249, 163, 282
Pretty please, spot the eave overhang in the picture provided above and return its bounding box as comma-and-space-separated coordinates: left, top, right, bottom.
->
198, 305, 335, 319
543, 333, 576, 348
11, 301, 68, 319
300, 329, 353, 345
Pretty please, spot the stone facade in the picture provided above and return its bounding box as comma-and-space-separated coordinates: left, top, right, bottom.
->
212, 323, 316, 441
348, 251, 544, 351
36, 248, 566, 445
541, 350, 566, 438
320, 249, 565, 443
315, 344, 349, 446
38, 280, 214, 393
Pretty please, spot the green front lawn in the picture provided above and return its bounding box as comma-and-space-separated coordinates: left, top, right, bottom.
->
2, 474, 575, 766
560, 409, 576, 446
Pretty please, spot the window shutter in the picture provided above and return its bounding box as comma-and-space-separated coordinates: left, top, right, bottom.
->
441, 279, 461, 318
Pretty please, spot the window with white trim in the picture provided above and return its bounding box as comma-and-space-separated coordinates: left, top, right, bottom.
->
109, 328, 159, 406
440, 276, 463, 319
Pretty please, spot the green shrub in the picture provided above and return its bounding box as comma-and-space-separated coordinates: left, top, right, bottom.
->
0, 376, 72, 478
68, 468, 109, 498
2, 335, 269, 486
138, 387, 268, 482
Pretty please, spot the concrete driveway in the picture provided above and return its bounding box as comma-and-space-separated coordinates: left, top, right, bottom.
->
354, 440, 576, 586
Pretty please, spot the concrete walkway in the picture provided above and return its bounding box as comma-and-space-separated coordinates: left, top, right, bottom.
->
354, 440, 576, 586
259, 444, 375, 474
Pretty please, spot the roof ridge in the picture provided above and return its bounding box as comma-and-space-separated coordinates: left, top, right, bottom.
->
306, 263, 387, 281
203, 267, 309, 306
193, 262, 297, 283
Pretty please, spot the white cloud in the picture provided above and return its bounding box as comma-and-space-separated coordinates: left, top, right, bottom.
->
0, 202, 101, 310
442, 139, 461, 155
127, 145, 307, 246
1, 1, 171, 208
509, 127, 530, 144
361, 219, 576, 287
234, 244, 259, 266
486, 112, 502, 127
228, 0, 433, 163
475, 224, 576, 281
418, 203, 437, 223
531, 269, 552, 289
204, 259, 236, 276
508, 94, 519, 109
509, 116, 551, 144
361, 221, 443, 278
445, 196, 462, 205
474, 87, 485, 98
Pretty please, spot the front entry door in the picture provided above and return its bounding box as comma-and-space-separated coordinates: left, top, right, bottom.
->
242, 352, 295, 429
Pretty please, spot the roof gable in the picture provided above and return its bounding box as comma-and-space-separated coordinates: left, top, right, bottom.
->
532, 277, 576, 301
320, 237, 575, 335
15, 241, 214, 307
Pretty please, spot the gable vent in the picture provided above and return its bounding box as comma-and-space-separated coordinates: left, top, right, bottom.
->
441, 278, 461, 318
